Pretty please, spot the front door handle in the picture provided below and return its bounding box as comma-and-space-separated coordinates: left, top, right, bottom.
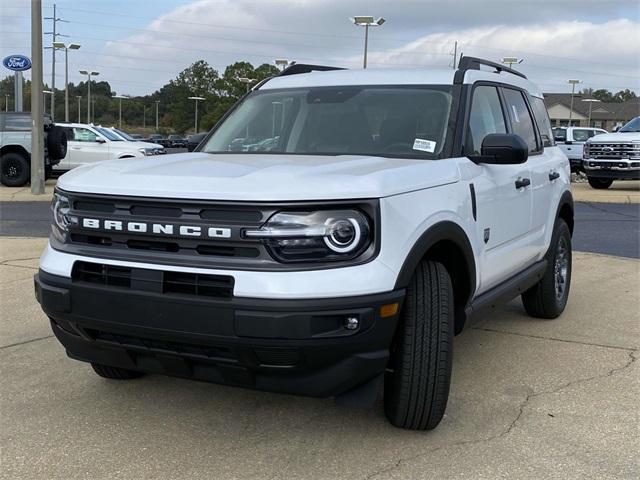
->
549, 171, 560, 181
515, 177, 531, 189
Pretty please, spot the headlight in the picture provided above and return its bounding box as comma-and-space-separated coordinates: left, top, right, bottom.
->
138, 147, 158, 156
51, 193, 77, 242
244, 210, 371, 263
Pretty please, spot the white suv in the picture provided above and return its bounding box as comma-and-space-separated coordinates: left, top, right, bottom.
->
35, 58, 573, 430
53, 123, 165, 173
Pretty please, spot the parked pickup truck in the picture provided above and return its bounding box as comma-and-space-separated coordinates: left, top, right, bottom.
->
0, 112, 67, 186
583, 116, 640, 188
35, 58, 573, 430
552, 126, 607, 172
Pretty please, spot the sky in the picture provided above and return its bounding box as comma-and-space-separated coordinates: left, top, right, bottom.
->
1, 0, 639, 97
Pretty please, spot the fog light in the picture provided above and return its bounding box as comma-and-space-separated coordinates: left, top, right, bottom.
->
344, 316, 359, 330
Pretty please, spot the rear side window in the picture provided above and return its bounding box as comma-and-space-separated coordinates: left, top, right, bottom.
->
530, 96, 554, 147
552, 128, 566, 142
3, 114, 31, 131
572, 129, 591, 142
465, 86, 507, 155
502, 88, 540, 154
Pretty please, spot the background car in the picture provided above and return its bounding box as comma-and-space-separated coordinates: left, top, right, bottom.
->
167, 134, 187, 148
144, 133, 172, 148
54, 123, 165, 173
552, 126, 608, 172
186, 132, 207, 151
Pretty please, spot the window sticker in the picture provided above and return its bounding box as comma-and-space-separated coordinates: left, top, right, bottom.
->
511, 104, 520, 123
413, 138, 436, 153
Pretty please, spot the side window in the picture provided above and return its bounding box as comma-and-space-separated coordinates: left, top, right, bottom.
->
465, 86, 507, 155
530, 96, 554, 147
502, 88, 539, 154
572, 129, 590, 142
4, 114, 31, 131
73, 127, 98, 142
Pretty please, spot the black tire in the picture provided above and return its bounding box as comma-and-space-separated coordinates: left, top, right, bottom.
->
587, 177, 613, 189
46, 125, 68, 161
91, 363, 144, 380
1, 152, 30, 187
522, 219, 572, 319
384, 260, 453, 430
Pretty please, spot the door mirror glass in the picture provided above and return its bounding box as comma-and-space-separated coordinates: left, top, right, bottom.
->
468, 133, 528, 165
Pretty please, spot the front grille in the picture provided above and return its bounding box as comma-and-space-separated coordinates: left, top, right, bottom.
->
586, 143, 640, 160
72, 261, 234, 299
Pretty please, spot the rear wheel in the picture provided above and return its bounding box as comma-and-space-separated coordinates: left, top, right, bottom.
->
587, 177, 613, 189
91, 363, 144, 380
384, 260, 453, 430
1, 152, 30, 187
522, 219, 572, 319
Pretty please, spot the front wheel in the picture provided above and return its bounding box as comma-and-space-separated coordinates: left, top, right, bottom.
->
587, 177, 613, 189
384, 260, 453, 430
522, 219, 572, 319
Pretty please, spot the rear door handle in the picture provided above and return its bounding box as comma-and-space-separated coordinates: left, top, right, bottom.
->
549, 171, 560, 181
515, 178, 531, 189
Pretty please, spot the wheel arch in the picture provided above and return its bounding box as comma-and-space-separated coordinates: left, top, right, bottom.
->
556, 190, 574, 236
1, 144, 30, 159
394, 221, 476, 334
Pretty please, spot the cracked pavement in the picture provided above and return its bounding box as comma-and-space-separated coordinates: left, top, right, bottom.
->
1, 238, 639, 480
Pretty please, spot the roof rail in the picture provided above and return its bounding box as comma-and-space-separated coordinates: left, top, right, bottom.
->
279, 63, 346, 77
455, 56, 527, 84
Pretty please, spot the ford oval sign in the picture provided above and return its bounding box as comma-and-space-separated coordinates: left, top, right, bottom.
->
3, 55, 32, 72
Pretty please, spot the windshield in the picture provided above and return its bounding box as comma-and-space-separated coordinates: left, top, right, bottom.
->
112, 128, 136, 141
201, 86, 453, 159
96, 126, 123, 141
619, 117, 640, 133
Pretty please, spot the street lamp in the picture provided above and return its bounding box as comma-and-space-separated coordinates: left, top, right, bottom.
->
113, 94, 129, 129
581, 98, 601, 127
79, 70, 99, 124
188, 96, 205, 133
154, 100, 160, 132
4, 94, 9, 112
501, 57, 523, 69
53, 42, 81, 122
350, 16, 386, 69
567, 79, 581, 126
75, 95, 82, 122
43, 90, 52, 114
274, 59, 293, 71
238, 77, 256, 93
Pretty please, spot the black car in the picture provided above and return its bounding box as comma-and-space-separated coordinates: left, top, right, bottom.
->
167, 134, 187, 148
186, 132, 207, 152
145, 134, 171, 148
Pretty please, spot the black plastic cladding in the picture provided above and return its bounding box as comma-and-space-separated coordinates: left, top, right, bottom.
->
52, 189, 381, 272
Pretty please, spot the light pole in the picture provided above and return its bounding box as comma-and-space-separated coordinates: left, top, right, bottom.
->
143, 105, 146, 130
350, 16, 385, 69
188, 96, 205, 133
581, 98, 601, 127
567, 79, 581, 126
274, 59, 292, 71
501, 57, 523, 69
114, 94, 128, 129
238, 77, 256, 94
155, 100, 160, 132
76, 95, 81, 122
79, 70, 99, 124
5, 94, 10, 112
53, 42, 80, 122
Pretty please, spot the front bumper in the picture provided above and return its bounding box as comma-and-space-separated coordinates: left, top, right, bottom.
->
583, 159, 640, 179
35, 269, 404, 398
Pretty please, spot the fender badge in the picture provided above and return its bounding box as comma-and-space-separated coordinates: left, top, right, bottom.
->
483, 228, 490, 244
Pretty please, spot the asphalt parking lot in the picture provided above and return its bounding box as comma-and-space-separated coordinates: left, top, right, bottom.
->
1, 181, 639, 479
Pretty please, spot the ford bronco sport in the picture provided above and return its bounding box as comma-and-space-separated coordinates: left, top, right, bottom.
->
35, 57, 574, 430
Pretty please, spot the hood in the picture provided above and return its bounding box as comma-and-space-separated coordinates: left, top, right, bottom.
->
120, 141, 164, 149
56, 152, 460, 201
587, 132, 640, 143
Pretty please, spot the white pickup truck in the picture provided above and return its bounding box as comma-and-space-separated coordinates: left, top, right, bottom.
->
552, 126, 607, 172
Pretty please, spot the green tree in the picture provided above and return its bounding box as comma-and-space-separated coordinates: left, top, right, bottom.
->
613, 89, 637, 103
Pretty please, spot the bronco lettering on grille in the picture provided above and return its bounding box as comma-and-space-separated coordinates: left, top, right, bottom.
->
81, 218, 231, 239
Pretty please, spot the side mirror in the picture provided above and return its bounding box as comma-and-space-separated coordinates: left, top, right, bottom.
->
469, 133, 528, 165
95, 137, 106, 144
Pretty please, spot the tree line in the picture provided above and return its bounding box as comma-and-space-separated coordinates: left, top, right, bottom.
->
1, 61, 637, 135
0, 60, 279, 134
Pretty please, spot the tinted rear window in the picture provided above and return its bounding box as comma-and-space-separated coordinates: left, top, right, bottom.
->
2, 114, 31, 131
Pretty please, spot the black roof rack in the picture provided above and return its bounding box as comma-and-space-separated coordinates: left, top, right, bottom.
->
279, 63, 346, 77
455, 56, 527, 84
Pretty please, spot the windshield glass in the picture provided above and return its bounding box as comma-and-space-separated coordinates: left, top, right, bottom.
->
96, 126, 123, 141
619, 117, 640, 132
112, 128, 135, 141
201, 86, 453, 159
